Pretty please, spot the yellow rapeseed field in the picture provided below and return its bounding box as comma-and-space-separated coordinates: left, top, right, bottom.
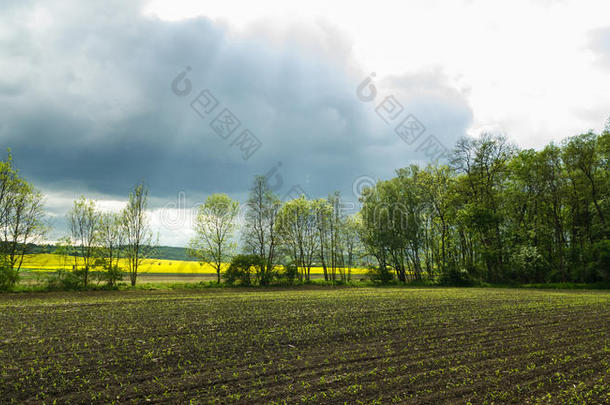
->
19, 254, 368, 275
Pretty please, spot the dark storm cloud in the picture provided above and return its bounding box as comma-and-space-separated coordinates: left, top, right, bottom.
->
0, 0, 473, 210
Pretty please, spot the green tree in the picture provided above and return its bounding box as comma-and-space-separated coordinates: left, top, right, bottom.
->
312, 198, 333, 281
418, 165, 457, 280
342, 214, 361, 282
0, 150, 46, 289
55, 236, 74, 271
243, 176, 281, 286
359, 181, 398, 282
223, 254, 261, 286
67, 197, 100, 287
122, 182, 156, 286
189, 193, 239, 283
276, 196, 317, 281
98, 212, 125, 286
327, 191, 343, 282
450, 134, 516, 282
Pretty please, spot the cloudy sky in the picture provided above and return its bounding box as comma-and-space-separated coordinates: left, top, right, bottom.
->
2, 0, 610, 246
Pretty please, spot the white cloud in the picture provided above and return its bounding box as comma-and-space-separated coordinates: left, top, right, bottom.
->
145, 0, 610, 146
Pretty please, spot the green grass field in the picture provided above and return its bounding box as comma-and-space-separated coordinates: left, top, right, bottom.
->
1, 287, 608, 404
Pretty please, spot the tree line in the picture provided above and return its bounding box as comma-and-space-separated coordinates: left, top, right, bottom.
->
0, 153, 155, 289
193, 126, 610, 286
61, 184, 156, 288
360, 129, 610, 284
1, 122, 609, 289
189, 177, 362, 286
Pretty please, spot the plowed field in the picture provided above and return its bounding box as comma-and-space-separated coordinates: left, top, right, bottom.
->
1, 288, 608, 404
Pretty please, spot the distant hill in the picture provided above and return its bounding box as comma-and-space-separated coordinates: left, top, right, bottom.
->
26, 244, 199, 262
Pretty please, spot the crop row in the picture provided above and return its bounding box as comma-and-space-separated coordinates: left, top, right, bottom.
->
1, 288, 608, 404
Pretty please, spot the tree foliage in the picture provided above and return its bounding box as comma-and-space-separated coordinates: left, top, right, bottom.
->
122, 182, 156, 286
0, 150, 45, 289
189, 193, 239, 283
242, 176, 281, 286
359, 130, 610, 284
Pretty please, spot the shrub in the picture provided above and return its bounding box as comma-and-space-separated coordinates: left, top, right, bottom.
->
45, 269, 83, 290
72, 267, 89, 286
277, 262, 299, 284
367, 266, 394, 284
510, 245, 547, 283
0, 262, 19, 291
439, 265, 474, 286
223, 254, 261, 286
98, 265, 124, 287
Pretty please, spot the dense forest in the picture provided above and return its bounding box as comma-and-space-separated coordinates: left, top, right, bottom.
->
360, 129, 610, 284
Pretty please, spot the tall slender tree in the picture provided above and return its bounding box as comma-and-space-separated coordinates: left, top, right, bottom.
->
122, 182, 155, 286
98, 212, 125, 285
189, 193, 239, 283
68, 196, 100, 287
243, 176, 281, 286
0, 151, 46, 289
276, 196, 317, 281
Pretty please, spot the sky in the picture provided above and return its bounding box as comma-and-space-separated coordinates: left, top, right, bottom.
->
2, 0, 610, 246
